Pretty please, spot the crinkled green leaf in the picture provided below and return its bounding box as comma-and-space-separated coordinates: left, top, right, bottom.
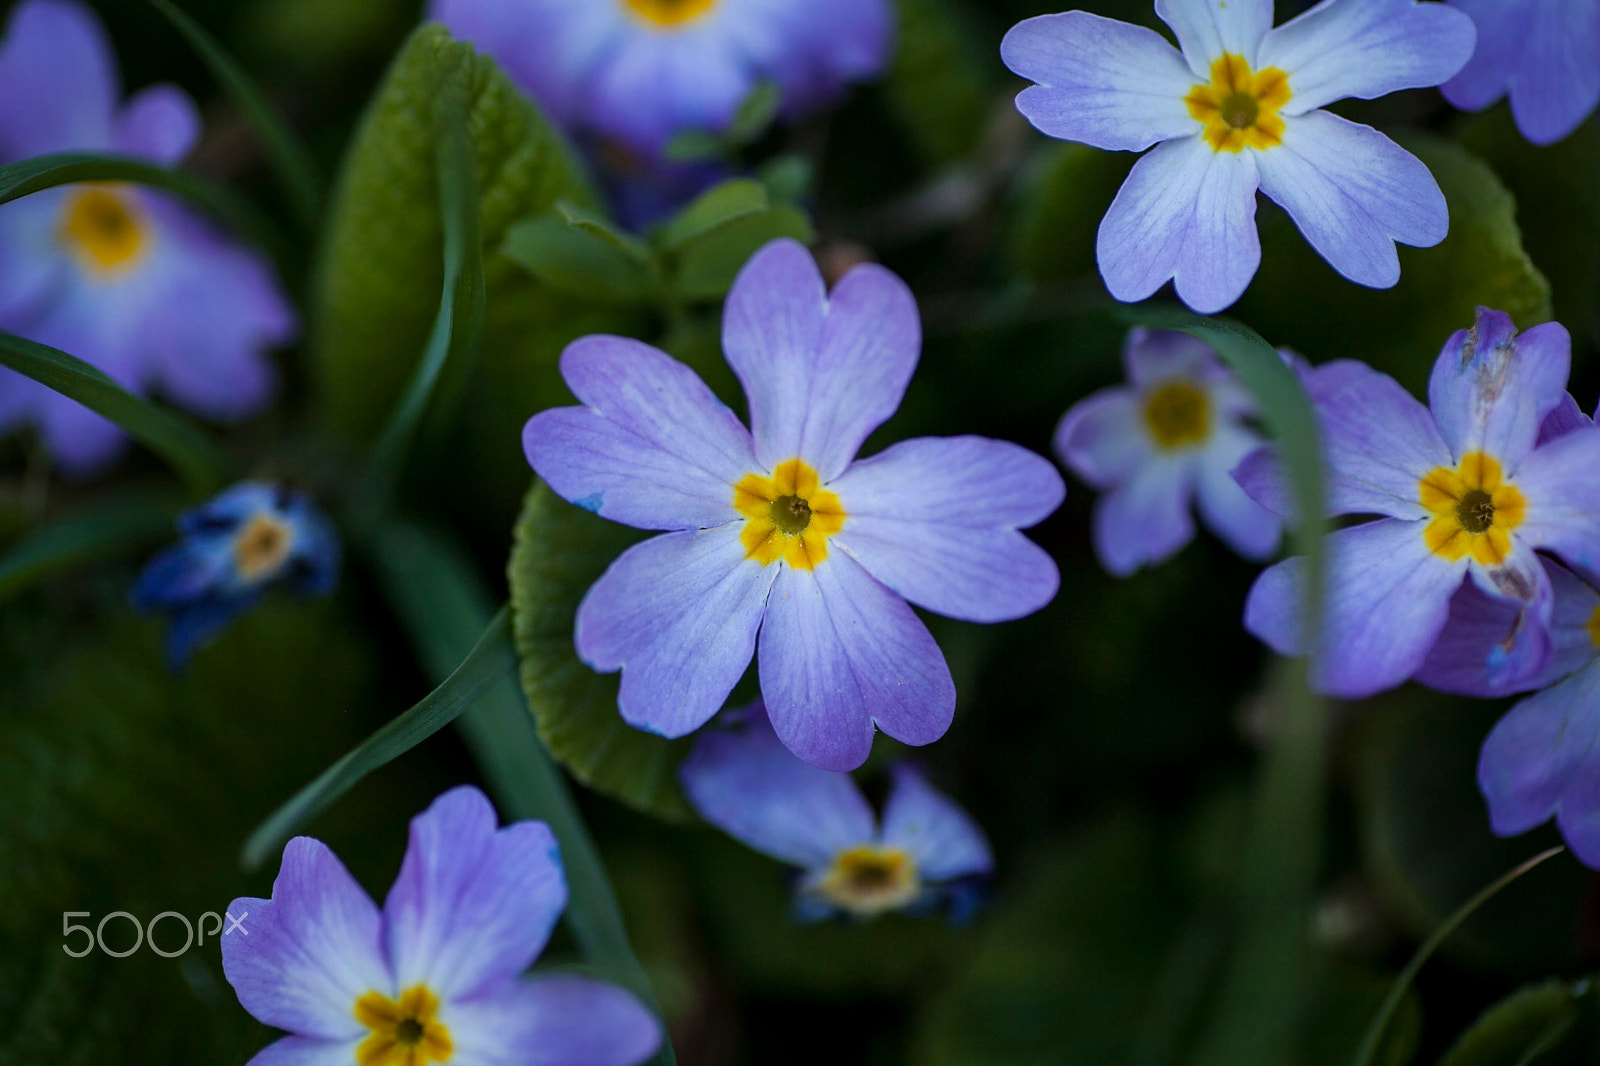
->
1437, 981, 1583, 1066
508, 481, 693, 821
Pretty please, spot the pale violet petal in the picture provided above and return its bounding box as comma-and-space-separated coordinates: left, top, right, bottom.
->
879, 764, 993, 882
1483, 663, 1600, 839
1427, 312, 1571, 471
1507, 0, 1600, 145
1055, 388, 1150, 490
1510, 427, 1600, 578
1092, 453, 1197, 576
1196, 424, 1281, 560
243, 1037, 365, 1066
1440, 0, 1528, 112
445, 977, 660, 1066
1155, 0, 1274, 77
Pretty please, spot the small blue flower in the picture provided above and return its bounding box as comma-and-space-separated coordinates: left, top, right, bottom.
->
133, 482, 340, 669
679, 701, 994, 922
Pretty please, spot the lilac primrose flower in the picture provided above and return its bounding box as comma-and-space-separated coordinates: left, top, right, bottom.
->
223, 785, 661, 1066
1238, 308, 1600, 699
1442, 0, 1600, 146
0, 0, 294, 476
680, 701, 993, 921
1000, 0, 1476, 313
133, 482, 340, 669
429, 0, 892, 160
523, 239, 1064, 771
1056, 328, 1281, 575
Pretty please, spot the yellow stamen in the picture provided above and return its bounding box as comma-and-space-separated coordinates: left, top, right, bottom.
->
1587, 606, 1600, 650
734, 458, 847, 570
58, 185, 149, 275
1185, 54, 1291, 153
621, 0, 717, 28
1143, 381, 1211, 450
355, 986, 454, 1066
233, 513, 296, 582
816, 845, 920, 917
1418, 452, 1526, 566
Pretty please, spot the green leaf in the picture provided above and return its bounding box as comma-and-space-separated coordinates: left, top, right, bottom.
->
150, 0, 323, 231
556, 201, 652, 261
1437, 981, 1583, 1066
883, 0, 993, 163
759, 154, 813, 206
0, 491, 177, 601
672, 205, 814, 301
1013, 143, 1134, 284
312, 22, 597, 441
241, 606, 516, 871
663, 130, 726, 164
502, 215, 654, 302
1234, 134, 1552, 395
658, 178, 770, 250
508, 481, 694, 820
727, 81, 781, 145
0, 330, 233, 493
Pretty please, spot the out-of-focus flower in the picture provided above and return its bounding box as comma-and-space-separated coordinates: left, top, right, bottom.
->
0, 0, 294, 476
523, 239, 1064, 771
1056, 328, 1280, 575
680, 702, 993, 921
429, 0, 893, 160
1237, 307, 1600, 698
133, 482, 340, 669
1442, 0, 1600, 146
1000, 0, 1475, 313
223, 786, 661, 1066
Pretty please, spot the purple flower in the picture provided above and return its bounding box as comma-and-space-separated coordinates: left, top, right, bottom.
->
522, 239, 1064, 771
679, 701, 993, 921
133, 482, 341, 669
222, 786, 662, 1066
428, 0, 893, 160
1056, 328, 1281, 575
1442, 0, 1600, 146
0, 0, 295, 476
1000, 0, 1476, 313
1238, 307, 1600, 698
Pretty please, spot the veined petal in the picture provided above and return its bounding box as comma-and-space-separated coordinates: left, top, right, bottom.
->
1509, 427, 1600, 577
114, 84, 199, 164
1306, 359, 1453, 519
525, 336, 756, 531
828, 436, 1064, 623
1155, 0, 1273, 77
1093, 454, 1196, 576
1196, 424, 1281, 559
879, 764, 993, 882
1260, 0, 1476, 115
1245, 517, 1463, 697
383, 787, 565, 1001
1097, 135, 1261, 315
1001, 12, 1200, 152
221, 837, 391, 1041
242, 1037, 364, 1066
679, 701, 877, 868
1055, 387, 1151, 490
1428, 313, 1572, 472
1483, 663, 1600, 842
576, 525, 777, 739
759, 553, 954, 772
0, 0, 116, 159
1255, 111, 1446, 289
1507, 0, 1600, 145
446, 977, 660, 1066
1440, 0, 1528, 112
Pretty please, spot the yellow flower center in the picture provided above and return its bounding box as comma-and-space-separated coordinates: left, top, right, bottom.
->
1588, 606, 1600, 650
1419, 452, 1526, 566
734, 458, 847, 570
817, 845, 920, 917
233, 512, 296, 582
1185, 54, 1291, 153
621, 0, 717, 28
355, 986, 454, 1066
58, 185, 149, 275
1143, 381, 1211, 450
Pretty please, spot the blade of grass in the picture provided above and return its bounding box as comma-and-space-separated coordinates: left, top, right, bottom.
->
150, 0, 323, 231
0, 330, 233, 493
1353, 846, 1566, 1066
367, 519, 676, 1066
0, 491, 178, 600
240, 606, 516, 871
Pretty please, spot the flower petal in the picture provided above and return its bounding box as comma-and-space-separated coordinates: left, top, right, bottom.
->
0, 0, 116, 159
1155, 0, 1273, 77
1508, 426, 1600, 577
879, 764, 993, 882
1482, 662, 1600, 841
1245, 517, 1463, 697
1001, 12, 1200, 152
1196, 424, 1281, 559
1259, 0, 1476, 115
221, 837, 390, 1041
114, 84, 199, 164
828, 435, 1064, 622
1097, 135, 1260, 315
723, 240, 920, 479
383, 786, 566, 1001
447, 977, 661, 1066
524, 336, 757, 531
1427, 312, 1571, 470
758, 552, 954, 771
1255, 111, 1446, 289
242, 1037, 364, 1066
1055, 387, 1150, 490
1092, 454, 1196, 576
576, 525, 777, 739
1538, 391, 1591, 445
1507, 0, 1600, 145
1440, 0, 1528, 112
1307, 358, 1453, 519
678, 701, 877, 868
1123, 327, 1220, 386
